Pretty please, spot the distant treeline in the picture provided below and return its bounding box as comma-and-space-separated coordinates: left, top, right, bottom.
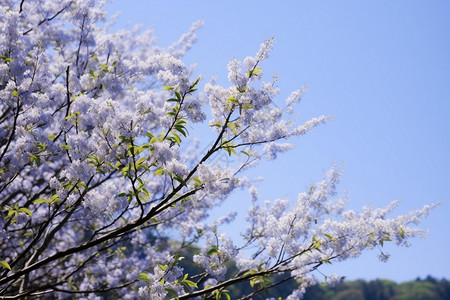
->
176, 245, 449, 299
303, 276, 450, 300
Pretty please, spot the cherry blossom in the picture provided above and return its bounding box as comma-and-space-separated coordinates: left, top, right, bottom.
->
0, 1, 438, 299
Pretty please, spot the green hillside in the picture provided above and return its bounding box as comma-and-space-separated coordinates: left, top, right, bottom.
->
177, 244, 449, 299
302, 276, 450, 300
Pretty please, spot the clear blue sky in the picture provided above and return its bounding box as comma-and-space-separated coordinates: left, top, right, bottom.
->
106, 1, 450, 282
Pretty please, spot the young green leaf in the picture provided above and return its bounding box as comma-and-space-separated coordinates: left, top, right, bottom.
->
173, 175, 187, 187
137, 273, 149, 282
174, 90, 182, 102
164, 288, 179, 299
157, 264, 168, 271
207, 245, 219, 256
0, 261, 11, 271
18, 208, 32, 216
190, 76, 200, 89
399, 227, 405, 239
154, 167, 164, 176
33, 198, 49, 205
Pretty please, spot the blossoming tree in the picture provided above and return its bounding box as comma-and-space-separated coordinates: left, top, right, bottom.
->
0, 1, 437, 299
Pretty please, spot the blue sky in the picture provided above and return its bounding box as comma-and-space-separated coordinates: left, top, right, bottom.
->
106, 1, 450, 282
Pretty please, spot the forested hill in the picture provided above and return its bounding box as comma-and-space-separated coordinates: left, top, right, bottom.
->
177, 246, 448, 299
302, 276, 450, 300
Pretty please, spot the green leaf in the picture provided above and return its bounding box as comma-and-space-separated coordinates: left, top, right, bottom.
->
164, 288, 179, 299
77, 182, 88, 190
154, 167, 164, 176
6, 209, 15, 219
141, 188, 150, 201
399, 227, 405, 239
121, 165, 129, 174
250, 278, 257, 288
137, 178, 145, 190
180, 273, 198, 288
1, 55, 13, 63
190, 76, 200, 89
324, 233, 336, 241
192, 177, 202, 188
33, 198, 48, 205
137, 273, 149, 282
227, 122, 237, 135
379, 237, 391, 247
222, 143, 236, 156
241, 103, 253, 110
224, 292, 231, 300
161, 85, 173, 90
171, 252, 184, 267
50, 194, 60, 203
104, 162, 115, 169
30, 155, 41, 167
62, 182, 74, 190
247, 66, 262, 77
236, 85, 247, 93
226, 96, 239, 104
207, 245, 219, 256
11, 90, 18, 97
182, 279, 198, 288
314, 240, 322, 249
240, 151, 250, 157
61, 145, 71, 150
173, 175, 187, 187
210, 121, 222, 127
136, 157, 146, 166
139, 164, 150, 172
87, 155, 98, 161
149, 136, 159, 144
174, 90, 182, 102
47, 135, 56, 140
36, 142, 47, 151
0, 261, 11, 271
171, 132, 181, 145
100, 64, 109, 73
18, 208, 32, 216
243, 269, 257, 277
89, 69, 97, 78
174, 125, 188, 137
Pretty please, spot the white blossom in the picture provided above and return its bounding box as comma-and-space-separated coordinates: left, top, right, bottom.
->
0, 1, 437, 299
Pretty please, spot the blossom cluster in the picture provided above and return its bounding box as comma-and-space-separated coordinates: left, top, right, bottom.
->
0, 1, 437, 299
